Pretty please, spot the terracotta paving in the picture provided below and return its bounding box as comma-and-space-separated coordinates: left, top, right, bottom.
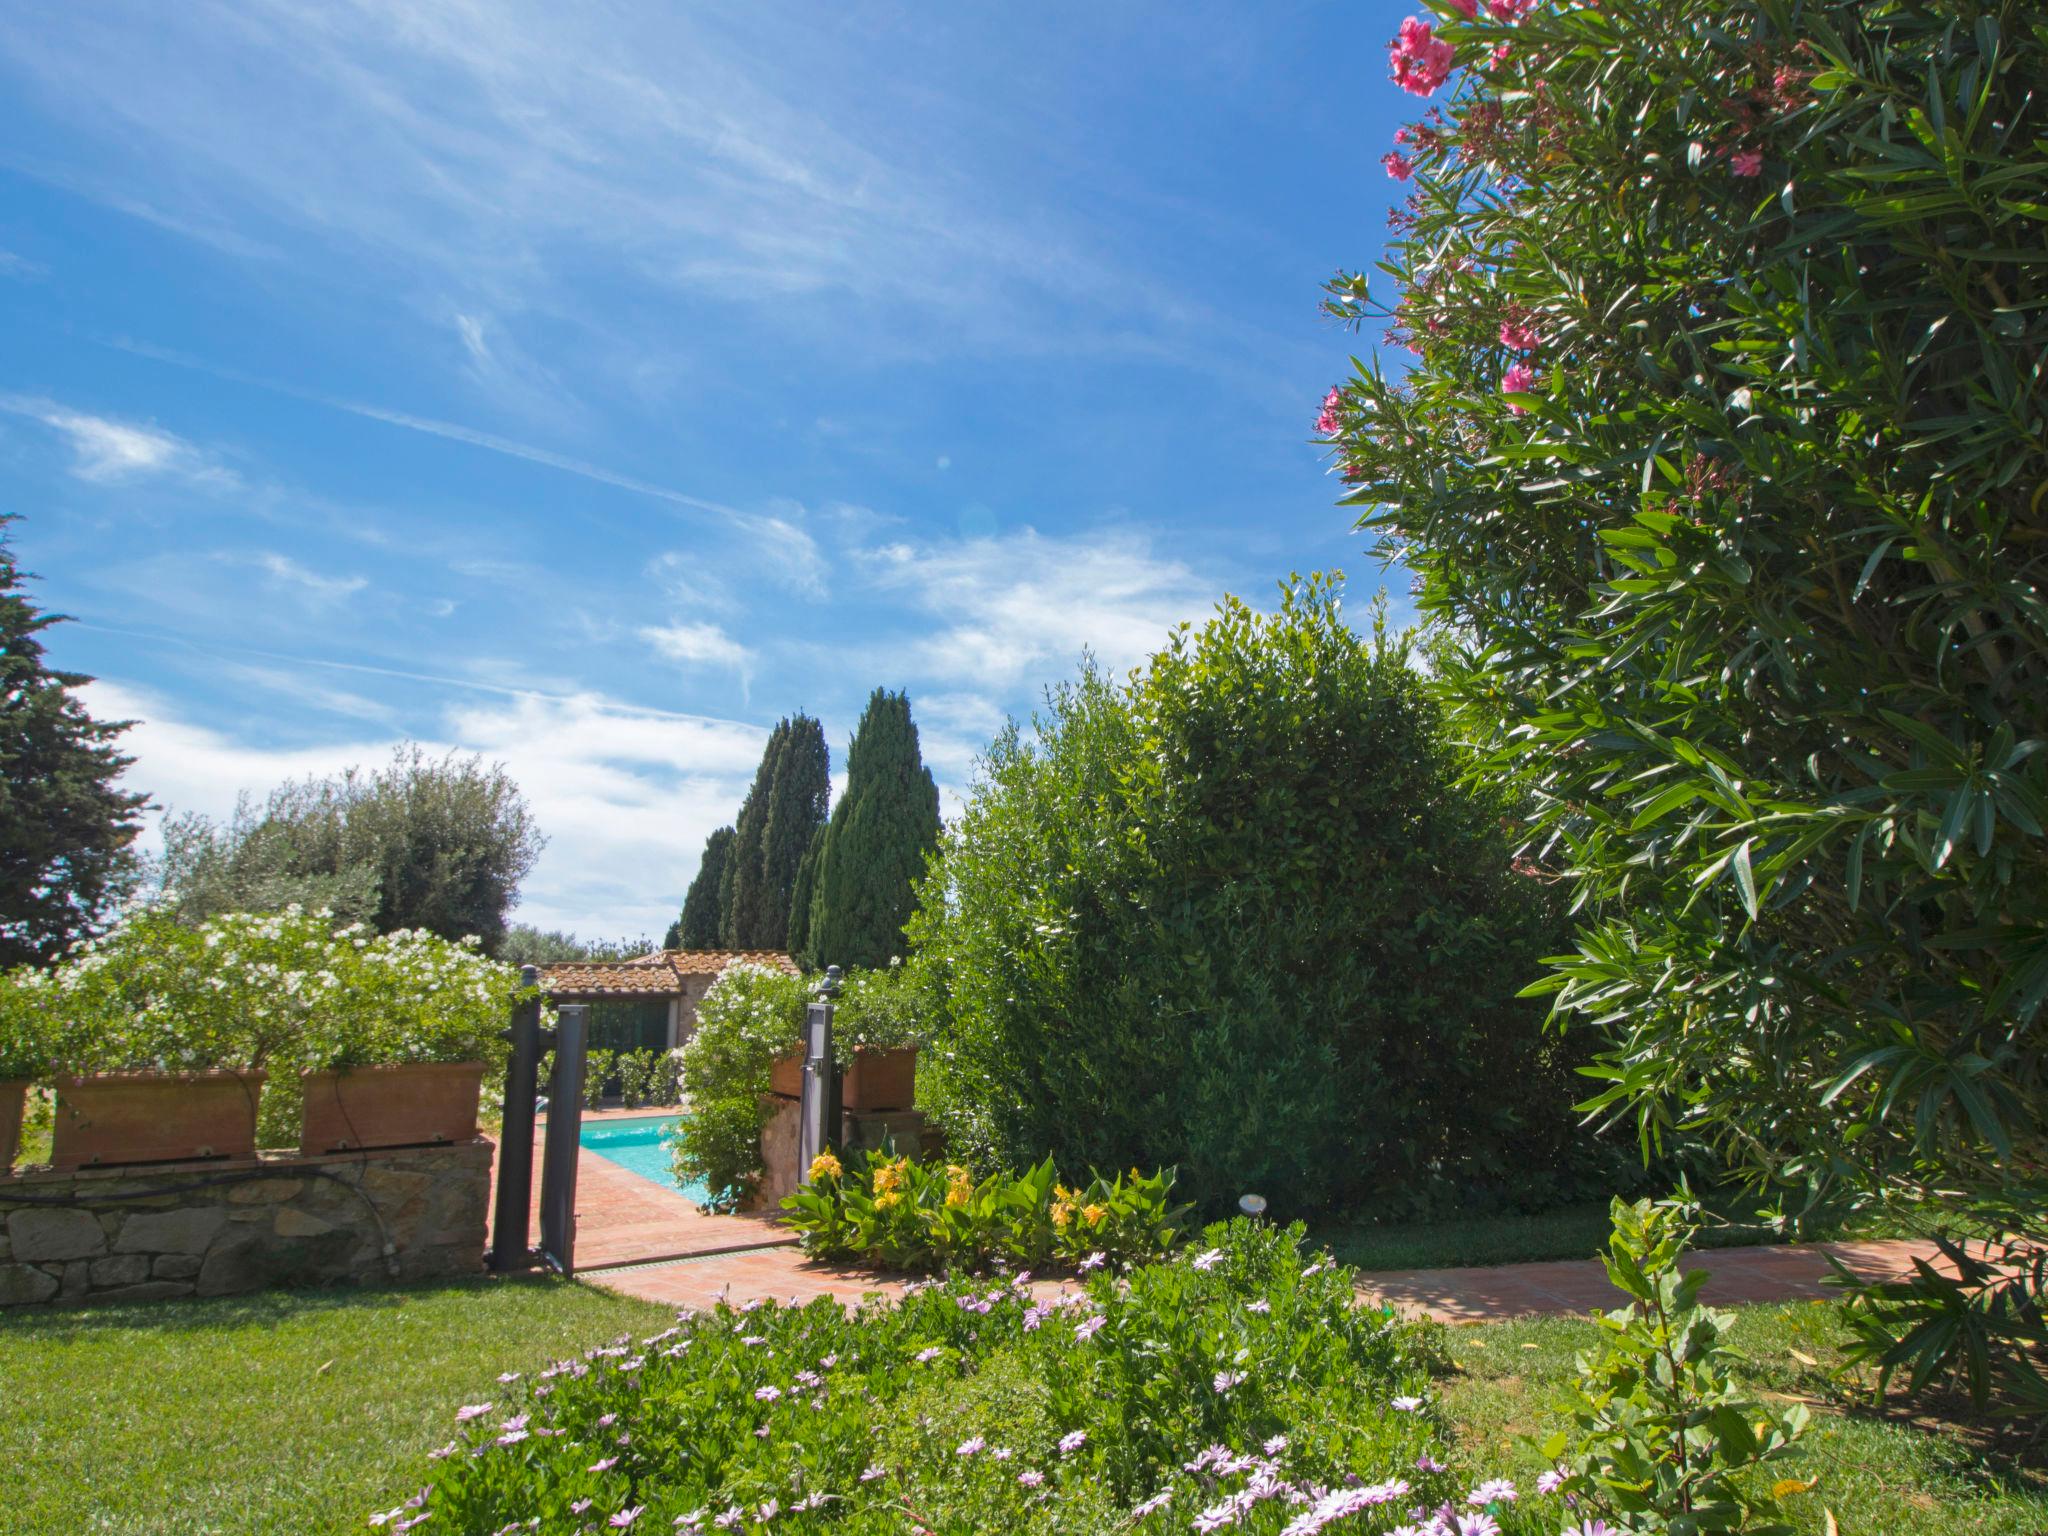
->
585, 1236, 1948, 1320
486, 1116, 793, 1272
1354, 1237, 1946, 1323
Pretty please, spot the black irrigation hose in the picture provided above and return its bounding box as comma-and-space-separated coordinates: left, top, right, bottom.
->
2, 1160, 408, 1278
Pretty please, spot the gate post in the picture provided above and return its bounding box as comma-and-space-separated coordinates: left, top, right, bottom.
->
489, 965, 543, 1272
798, 965, 842, 1177
538, 1002, 588, 1274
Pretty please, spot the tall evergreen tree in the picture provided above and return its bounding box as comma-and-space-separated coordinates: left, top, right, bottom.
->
675, 825, 735, 949
0, 517, 148, 967
802, 689, 940, 970
785, 824, 824, 965
754, 714, 829, 950
723, 714, 830, 948
720, 719, 787, 945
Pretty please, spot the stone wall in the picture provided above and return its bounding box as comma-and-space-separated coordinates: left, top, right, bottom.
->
0, 1139, 491, 1308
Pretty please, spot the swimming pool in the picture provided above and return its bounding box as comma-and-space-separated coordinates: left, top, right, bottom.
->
578, 1115, 711, 1207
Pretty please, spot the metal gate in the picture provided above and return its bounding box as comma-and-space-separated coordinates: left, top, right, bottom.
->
489, 968, 587, 1274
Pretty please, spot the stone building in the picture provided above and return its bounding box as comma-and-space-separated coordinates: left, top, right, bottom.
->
538, 949, 800, 1056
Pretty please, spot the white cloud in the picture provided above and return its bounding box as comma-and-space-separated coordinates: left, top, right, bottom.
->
0, 395, 233, 487
640, 620, 751, 671
249, 552, 368, 603
85, 678, 768, 940
858, 526, 1220, 693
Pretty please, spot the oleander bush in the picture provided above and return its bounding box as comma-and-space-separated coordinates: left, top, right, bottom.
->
671, 961, 927, 1211
1325, 0, 2048, 1407
370, 1219, 1620, 1536
582, 1049, 617, 1111
908, 578, 1592, 1218
782, 1153, 1187, 1273
0, 905, 521, 1145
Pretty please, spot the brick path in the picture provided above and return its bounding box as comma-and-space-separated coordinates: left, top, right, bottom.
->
585, 1236, 1946, 1319
488, 1117, 793, 1272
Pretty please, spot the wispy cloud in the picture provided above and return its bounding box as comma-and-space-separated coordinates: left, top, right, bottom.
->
247, 551, 368, 603
0, 395, 235, 487
641, 620, 752, 672
856, 526, 1222, 692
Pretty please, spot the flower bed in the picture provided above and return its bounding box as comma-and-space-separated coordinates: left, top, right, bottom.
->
783, 1152, 1186, 1273
369, 1220, 1584, 1534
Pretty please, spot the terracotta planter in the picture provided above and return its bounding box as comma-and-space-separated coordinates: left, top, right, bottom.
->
299, 1060, 485, 1154
51, 1070, 265, 1168
0, 1080, 27, 1174
768, 1052, 804, 1100
842, 1046, 918, 1112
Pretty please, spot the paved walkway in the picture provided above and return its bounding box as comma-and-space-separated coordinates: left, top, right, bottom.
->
488, 1117, 792, 1272
584, 1236, 1947, 1319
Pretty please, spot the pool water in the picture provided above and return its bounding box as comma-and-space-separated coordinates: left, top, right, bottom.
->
579, 1115, 711, 1207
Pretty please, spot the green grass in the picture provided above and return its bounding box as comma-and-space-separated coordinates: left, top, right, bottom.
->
0, 1274, 672, 1536
5, 1266, 2042, 1536
1317, 1197, 1916, 1274
1439, 1301, 2047, 1535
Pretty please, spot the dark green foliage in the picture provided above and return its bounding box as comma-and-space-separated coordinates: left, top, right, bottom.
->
909, 577, 1582, 1216
498, 927, 654, 966
0, 518, 147, 967
675, 825, 735, 949
1327, 1, 2048, 1402
800, 689, 940, 971
150, 745, 541, 952
785, 824, 823, 963
756, 713, 830, 950
722, 715, 829, 949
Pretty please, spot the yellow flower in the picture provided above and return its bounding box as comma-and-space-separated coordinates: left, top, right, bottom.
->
808, 1151, 843, 1183
873, 1159, 905, 1195
875, 1190, 901, 1210
945, 1186, 969, 1209
1082, 1203, 1107, 1228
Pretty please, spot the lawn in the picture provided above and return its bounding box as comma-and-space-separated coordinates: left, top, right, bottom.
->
0, 1274, 672, 1536
5, 1255, 2044, 1535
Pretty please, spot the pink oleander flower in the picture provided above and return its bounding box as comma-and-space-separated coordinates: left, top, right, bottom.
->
1389, 18, 1455, 97
1314, 388, 1344, 437
1500, 362, 1539, 413
1491, 41, 1512, 66
1448, 0, 1478, 14
1490, 0, 1535, 17
1731, 149, 1763, 177
1382, 150, 1415, 181
1498, 315, 1540, 351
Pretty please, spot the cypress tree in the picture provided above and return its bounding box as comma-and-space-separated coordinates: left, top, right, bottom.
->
724, 714, 830, 948
720, 719, 786, 946
785, 824, 824, 967
803, 689, 941, 971
0, 516, 148, 966
755, 714, 829, 950
676, 824, 736, 948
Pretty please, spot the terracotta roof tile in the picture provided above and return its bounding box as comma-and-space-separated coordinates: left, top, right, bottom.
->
539, 950, 800, 999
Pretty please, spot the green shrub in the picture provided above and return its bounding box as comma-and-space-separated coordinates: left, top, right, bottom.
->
908, 577, 1588, 1217
582, 1049, 615, 1111
782, 1153, 1186, 1273
368, 1219, 1552, 1535
1327, 0, 2048, 1404
1545, 1197, 1809, 1533
672, 961, 929, 1211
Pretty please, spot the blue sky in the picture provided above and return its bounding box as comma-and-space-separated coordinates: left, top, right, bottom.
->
0, 1, 1411, 938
